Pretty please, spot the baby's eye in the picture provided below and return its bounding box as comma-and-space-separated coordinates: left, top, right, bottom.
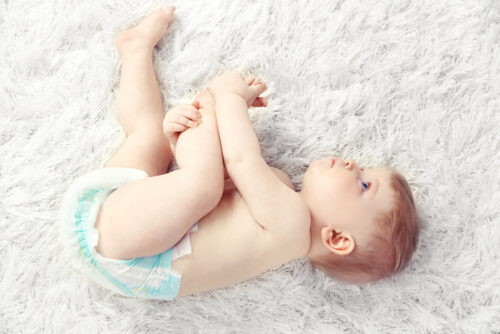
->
362, 181, 370, 192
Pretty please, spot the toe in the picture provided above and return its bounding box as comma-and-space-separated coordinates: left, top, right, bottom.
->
166, 6, 176, 16
153, 6, 175, 25
160, 6, 175, 20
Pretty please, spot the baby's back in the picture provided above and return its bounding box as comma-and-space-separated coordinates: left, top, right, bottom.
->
172, 169, 309, 297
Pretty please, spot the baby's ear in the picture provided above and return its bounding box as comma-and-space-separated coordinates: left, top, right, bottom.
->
320, 227, 355, 256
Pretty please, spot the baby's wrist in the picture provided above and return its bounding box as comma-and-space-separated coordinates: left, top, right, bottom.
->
211, 91, 245, 103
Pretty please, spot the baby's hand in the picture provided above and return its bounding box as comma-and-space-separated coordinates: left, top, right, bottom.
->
163, 101, 202, 154
207, 71, 268, 108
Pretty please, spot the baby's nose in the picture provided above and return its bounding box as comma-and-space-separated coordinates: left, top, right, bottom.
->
344, 158, 357, 170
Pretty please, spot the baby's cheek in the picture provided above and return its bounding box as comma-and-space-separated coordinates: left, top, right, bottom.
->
331, 181, 356, 205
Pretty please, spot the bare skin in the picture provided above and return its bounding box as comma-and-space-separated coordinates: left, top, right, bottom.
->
94, 8, 307, 296
94, 7, 396, 296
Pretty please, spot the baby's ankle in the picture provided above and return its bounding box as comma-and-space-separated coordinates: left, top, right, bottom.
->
115, 30, 154, 57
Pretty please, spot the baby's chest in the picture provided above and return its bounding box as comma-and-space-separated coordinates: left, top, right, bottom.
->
172, 186, 280, 296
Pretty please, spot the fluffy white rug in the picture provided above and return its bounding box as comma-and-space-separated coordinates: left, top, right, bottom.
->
1, 0, 499, 332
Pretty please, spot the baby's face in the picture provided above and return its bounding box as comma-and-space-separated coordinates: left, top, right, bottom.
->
301, 157, 394, 243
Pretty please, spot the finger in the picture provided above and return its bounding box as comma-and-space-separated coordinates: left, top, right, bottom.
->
245, 76, 256, 85
248, 82, 267, 100
179, 103, 198, 111
176, 114, 200, 128
180, 107, 202, 121
257, 81, 267, 93
164, 122, 189, 134
252, 97, 268, 108
171, 103, 198, 112
165, 106, 192, 121
175, 104, 201, 118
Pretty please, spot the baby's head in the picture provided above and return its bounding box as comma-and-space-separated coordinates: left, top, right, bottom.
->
301, 157, 420, 283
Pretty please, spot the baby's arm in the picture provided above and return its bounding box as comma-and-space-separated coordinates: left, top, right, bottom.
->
207, 72, 309, 239
207, 72, 264, 161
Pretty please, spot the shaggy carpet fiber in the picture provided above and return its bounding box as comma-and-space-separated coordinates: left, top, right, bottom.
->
1, 0, 499, 333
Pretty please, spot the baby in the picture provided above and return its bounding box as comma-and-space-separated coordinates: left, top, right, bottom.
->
59, 7, 420, 300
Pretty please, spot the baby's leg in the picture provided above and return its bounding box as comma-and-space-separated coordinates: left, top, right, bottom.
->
96, 8, 224, 260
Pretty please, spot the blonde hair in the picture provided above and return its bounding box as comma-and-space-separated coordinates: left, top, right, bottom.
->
309, 170, 420, 283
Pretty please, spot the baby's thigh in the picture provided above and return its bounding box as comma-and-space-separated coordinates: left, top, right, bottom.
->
103, 128, 172, 177
95, 168, 219, 260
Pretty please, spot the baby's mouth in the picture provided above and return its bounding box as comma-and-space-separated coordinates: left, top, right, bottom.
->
331, 158, 336, 167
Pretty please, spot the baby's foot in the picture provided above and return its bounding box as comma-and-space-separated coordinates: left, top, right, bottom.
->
115, 7, 175, 56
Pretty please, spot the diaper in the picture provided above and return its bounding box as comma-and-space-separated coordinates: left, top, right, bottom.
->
58, 167, 197, 300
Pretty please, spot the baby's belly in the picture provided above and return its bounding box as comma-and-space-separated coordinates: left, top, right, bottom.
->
171, 185, 275, 297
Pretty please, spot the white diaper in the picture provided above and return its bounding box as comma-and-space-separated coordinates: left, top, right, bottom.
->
58, 167, 197, 300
